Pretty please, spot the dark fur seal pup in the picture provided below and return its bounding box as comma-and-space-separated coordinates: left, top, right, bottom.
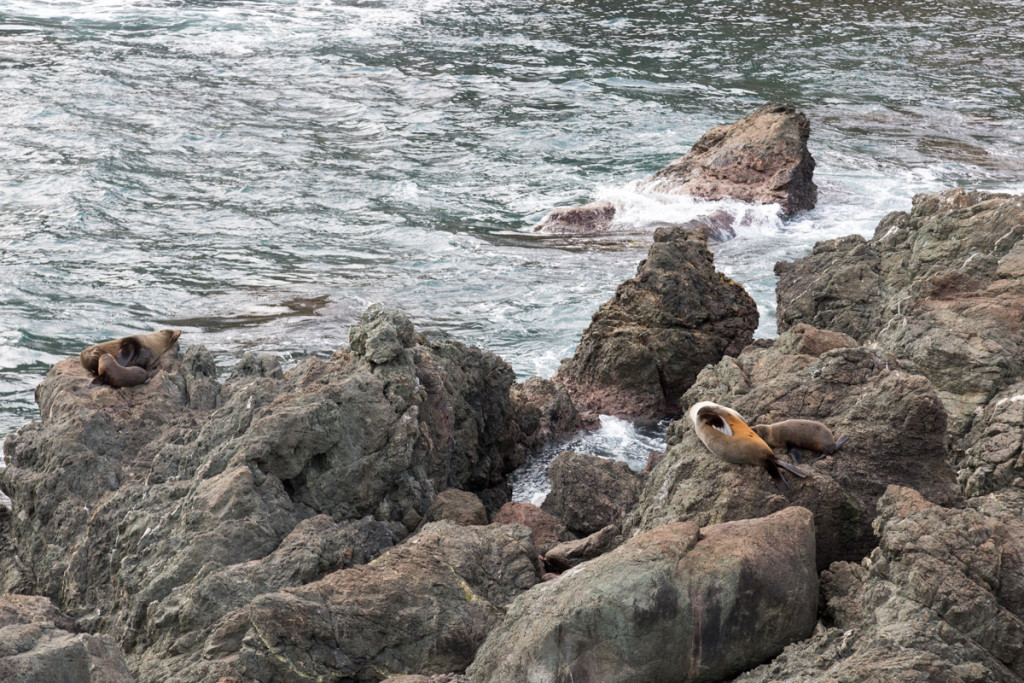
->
752, 419, 849, 465
91, 353, 150, 388
688, 401, 808, 492
80, 329, 181, 374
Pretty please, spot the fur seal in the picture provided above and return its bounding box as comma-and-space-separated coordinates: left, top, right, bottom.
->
80, 329, 181, 375
688, 401, 808, 492
752, 420, 849, 465
91, 353, 150, 388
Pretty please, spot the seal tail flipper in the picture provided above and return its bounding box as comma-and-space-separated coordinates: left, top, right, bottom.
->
825, 434, 850, 454
777, 460, 808, 478
789, 447, 805, 465
764, 460, 790, 492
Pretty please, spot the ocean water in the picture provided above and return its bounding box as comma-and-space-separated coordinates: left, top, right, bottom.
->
2, 0, 1024, 501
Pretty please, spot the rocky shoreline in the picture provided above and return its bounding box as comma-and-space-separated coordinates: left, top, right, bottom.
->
4, 106, 1024, 682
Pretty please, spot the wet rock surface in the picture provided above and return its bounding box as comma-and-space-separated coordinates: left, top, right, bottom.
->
553, 225, 758, 419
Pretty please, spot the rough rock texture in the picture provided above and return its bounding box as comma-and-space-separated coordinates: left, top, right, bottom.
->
776, 189, 1024, 438
640, 103, 817, 215
194, 522, 539, 683
956, 380, 1024, 497
534, 103, 816, 234
542, 523, 622, 573
509, 377, 589, 451
492, 502, 574, 555
0, 305, 546, 683
736, 487, 1024, 682
553, 225, 758, 419
418, 489, 488, 527
624, 324, 961, 569
540, 450, 642, 537
0, 594, 134, 683
467, 507, 818, 683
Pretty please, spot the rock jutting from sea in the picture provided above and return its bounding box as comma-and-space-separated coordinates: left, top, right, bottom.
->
533, 102, 818, 234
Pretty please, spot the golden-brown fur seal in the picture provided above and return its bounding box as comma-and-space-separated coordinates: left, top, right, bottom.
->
80, 329, 181, 375
91, 353, 150, 388
688, 401, 807, 492
752, 419, 849, 464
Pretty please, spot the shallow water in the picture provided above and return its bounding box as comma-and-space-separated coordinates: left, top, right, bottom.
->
2, 1, 1024, 501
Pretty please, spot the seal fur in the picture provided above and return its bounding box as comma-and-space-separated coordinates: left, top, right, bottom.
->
688, 401, 807, 491
80, 329, 181, 374
752, 419, 849, 464
91, 353, 150, 388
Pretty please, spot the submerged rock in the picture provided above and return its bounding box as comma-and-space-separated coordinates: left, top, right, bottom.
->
553, 225, 757, 419
467, 507, 818, 683
534, 103, 816, 234
625, 324, 961, 569
776, 189, 1024, 438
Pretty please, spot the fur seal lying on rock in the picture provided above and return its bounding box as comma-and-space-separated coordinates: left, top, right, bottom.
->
80, 329, 181, 374
91, 353, 149, 388
753, 419, 849, 465
688, 401, 808, 492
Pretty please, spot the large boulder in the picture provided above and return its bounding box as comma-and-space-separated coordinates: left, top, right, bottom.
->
540, 450, 642, 537
0, 305, 537, 683
624, 324, 961, 569
534, 103, 817, 233
194, 522, 539, 683
0, 594, 134, 683
467, 507, 818, 683
736, 486, 1024, 682
553, 225, 758, 419
492, 502, 573, 555
775, 189, 1024, 439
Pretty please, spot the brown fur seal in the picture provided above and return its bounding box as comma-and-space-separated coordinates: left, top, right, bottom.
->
752, 419, 849, 464
80, 329, 181, 374
91, 353, 150, 388
688, 401, 808, 492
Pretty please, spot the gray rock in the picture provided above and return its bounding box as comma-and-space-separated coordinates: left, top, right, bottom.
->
542, 523, 621, 573
541, 451, 642, 537
0, 594, 134, 683
419, 489, 488, 527
956, 380, 1024, 497
736, 486, 1024, 682
467, 506, 818, 683
776, 188, 1024, 439
553, 225, 758, 419
625, 324, 961, 569
492, 502, 574, 555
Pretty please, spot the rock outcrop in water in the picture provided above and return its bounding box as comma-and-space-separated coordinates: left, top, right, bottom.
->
6, 187, 1024, 683
553, 223, 758, 419
534, 102, 817, 234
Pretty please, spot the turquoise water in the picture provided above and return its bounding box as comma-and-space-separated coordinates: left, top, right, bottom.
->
3, 0, 1024, 471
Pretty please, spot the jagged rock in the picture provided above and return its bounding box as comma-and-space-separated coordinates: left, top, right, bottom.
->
955, 380, 1024, 497
0, 306, 534, 683
553, 225, 758, 419
542, 523, 621, 573
0, 594, 134, 683
624, 324, 961, 569
736, 486, 1024, 682
775, 189, 1024, 438
534, 103, 816, 234
540, 451, 641, 537
509, 377, 588, 452
418, 489, 488, 527
193, 522, 539, 683
467, 507, 818, 683
492, 502, 574, 555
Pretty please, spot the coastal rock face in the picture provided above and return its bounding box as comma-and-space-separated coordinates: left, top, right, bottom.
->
467, 507, 818, 683
0, 305, 542, 683
492, 502, 573, 555
534, 103, 816, 233
0, 594, 134, 683
956, 380, 1024, 497
736, 487, 1024, 683
776, 189, 1024, 437
194, 522, 539, 683
553, 225, 758, 419
540, 450, 641, 537
639, 103, 817, 215
624, 324, 961, 569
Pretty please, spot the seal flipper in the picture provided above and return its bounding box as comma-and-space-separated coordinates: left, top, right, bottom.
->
116, 338, 141, 366
789, 446, 805, 465
776, 459, 808, 478
824, 434, 849, 455
764, 459, 789, 492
